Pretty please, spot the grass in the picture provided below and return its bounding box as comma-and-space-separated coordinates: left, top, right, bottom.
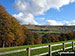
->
0, 40, 75, 56
31, 30, 71, 37
54, 47, 75, 56
45, 48, 75, 56
31, 30, 70, 34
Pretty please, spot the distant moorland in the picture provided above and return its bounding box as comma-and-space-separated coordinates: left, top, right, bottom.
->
25, 25, 75, 34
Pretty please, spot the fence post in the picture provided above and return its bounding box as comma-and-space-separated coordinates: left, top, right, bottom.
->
27, 47, 30, 56
49, 45, 52, 56
72, 41, 74, 51
63, 43, 65, 51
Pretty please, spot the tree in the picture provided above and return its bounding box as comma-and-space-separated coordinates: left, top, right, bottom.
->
32, 32, 42, 44
42, 34, 51, 43
0, 5, 25, 47
0, 5, 14, 47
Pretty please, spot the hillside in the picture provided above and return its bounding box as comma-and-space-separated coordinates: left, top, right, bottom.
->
25, 25, 75, 33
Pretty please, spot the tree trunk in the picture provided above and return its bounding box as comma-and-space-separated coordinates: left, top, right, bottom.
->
9, 43, 11, 47
3, 41, 5, 48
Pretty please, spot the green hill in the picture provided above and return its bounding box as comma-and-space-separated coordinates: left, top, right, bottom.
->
25, 25, 75, 34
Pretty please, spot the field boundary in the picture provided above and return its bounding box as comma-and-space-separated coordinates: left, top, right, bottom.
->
34, 42, 75, 56
0, 41, 74, 56
34, 46, 75, 56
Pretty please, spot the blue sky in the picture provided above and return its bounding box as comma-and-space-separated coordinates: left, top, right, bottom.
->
35, 2, 75, 24
0, 0, 75, 25
0, 0, 16, 14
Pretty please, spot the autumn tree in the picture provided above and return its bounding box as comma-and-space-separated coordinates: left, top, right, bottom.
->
32, 32, 42, 44
0, 5, 26, 47
0, 5, 14, 47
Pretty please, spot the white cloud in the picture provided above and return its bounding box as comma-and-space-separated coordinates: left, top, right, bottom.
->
14, 0, 75, 15
46, 20, 75, 26
71, 0, 75, 2
64, 20, 75, 25
37, 18, 45, 20
13, 13, 38, 25
13, 0, 75, 25
46, 20, 64, 25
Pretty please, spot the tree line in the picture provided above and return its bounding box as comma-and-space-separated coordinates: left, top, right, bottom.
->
0, 5, 75, 48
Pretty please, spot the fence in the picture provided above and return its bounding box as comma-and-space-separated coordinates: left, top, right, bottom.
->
0, 41, 75, 56
27, 41, 75, 56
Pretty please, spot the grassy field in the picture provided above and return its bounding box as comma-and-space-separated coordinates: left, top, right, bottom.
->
45, 48, 75, 56
31, 30, 70, 34
0, 40, 75, 56
25, 25, 74, 34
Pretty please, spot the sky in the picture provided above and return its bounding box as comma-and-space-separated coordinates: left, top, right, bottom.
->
0, 0, 75, 25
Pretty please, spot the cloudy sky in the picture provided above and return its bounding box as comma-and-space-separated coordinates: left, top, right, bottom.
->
0, 0, 75, 25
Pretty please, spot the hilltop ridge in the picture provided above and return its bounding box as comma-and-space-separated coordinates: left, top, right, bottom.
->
24, 25, 75, 33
